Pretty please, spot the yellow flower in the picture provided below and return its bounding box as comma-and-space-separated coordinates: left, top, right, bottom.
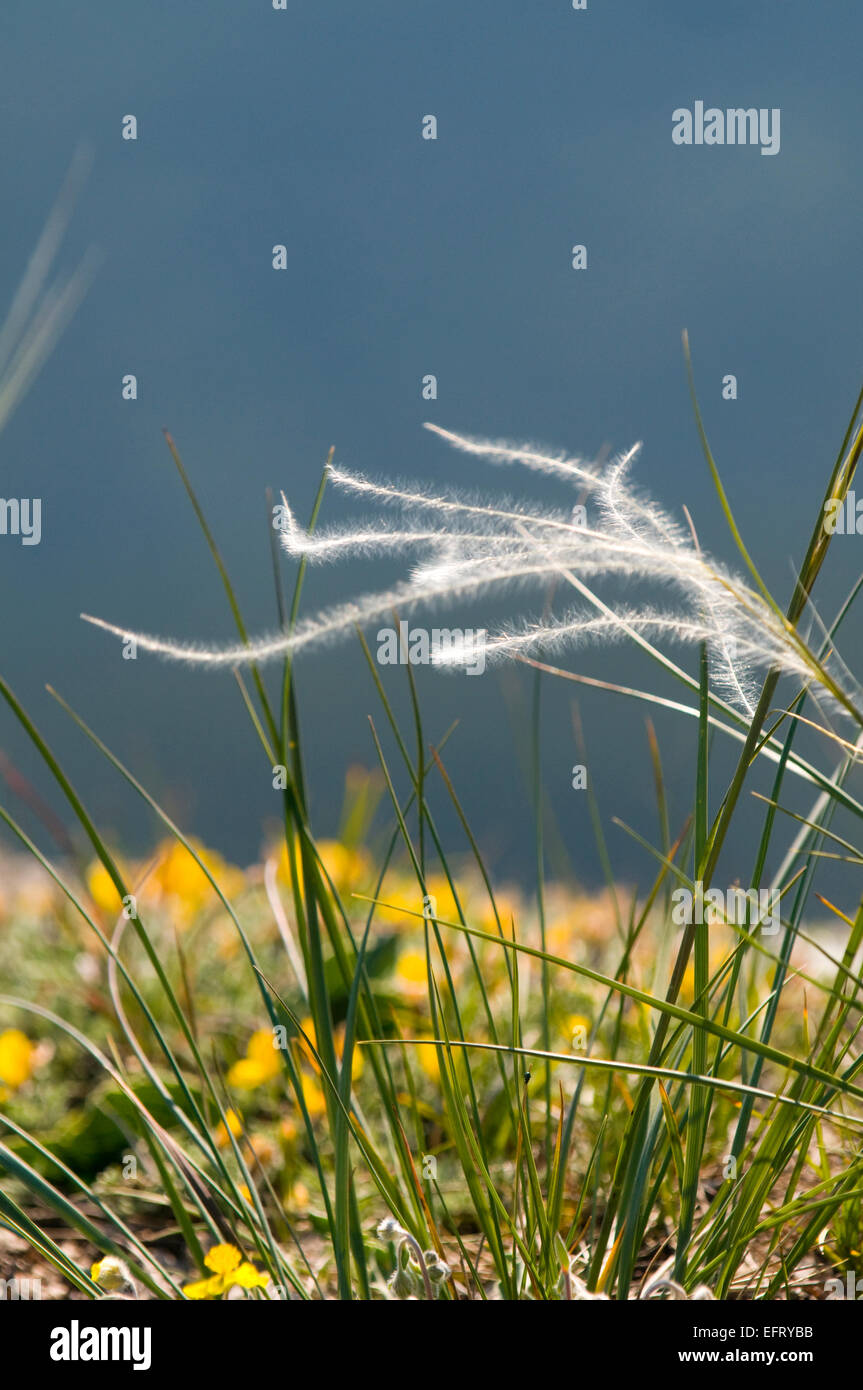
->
278, 835, 372, 900
86, 860, 127, 916
300, 1072, 327, 1117
227, 1028, 282, 1090
226, 1057, 269, 1089
477, 892, 521, 936
294, 1015, 318, 1069
547, 922, 576, 955
318, 840, 372, 893
415, 1034, 441, 1085
336, 1024, 364, 1082
246, 1029, 282, 1078
296, 1018, 362, 1082
149, 838, 246, 926
565, 1014, 591, 1048
233, 1262, 269, 1290
397, 950, 427, 984
0, 1029, 35, 1089
373, 876, 424, 928
424, 874, 460, 924
203, 1244, 242, 1276
394, 949, 429, 1003
214, 1108, 243, 1147
182, 1275, 223, 1300
184, 1245, 269, 1298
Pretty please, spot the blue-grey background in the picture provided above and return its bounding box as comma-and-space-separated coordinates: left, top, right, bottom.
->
0, 0, 861, 890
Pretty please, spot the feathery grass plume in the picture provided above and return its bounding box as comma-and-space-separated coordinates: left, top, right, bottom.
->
82, 424, 862, 723
0, 146, 98, 439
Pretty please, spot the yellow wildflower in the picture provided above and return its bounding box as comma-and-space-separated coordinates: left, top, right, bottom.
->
86, 860, 127, 916
415, 1034, 441, 1085
183, 1245, 268, 1299
0, 1029, 35, 1089
214, 1108, 243, 1147
227, 1028, 282, 1090
246, 1029, 282, 1077
295, 1019, 362, 1082
477, 892, 521, 936
300, 1072, 327, 1117
394, 949, 429, 1003
148, 838, 246, 926
203, 1244, 242, 1276
423, 874, 460, 924
318, 840, 372, 893
233, 1262, 269, 1289
565, 1014, 591, 1049
547, 922, 576, 955
373, 876, 424, 928
226, 1057, 269, 1089
277, 835, 372, 906
182, 1276, 223, 1300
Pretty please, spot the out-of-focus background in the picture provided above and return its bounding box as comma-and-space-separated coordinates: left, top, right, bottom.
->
1, 0, 861, 886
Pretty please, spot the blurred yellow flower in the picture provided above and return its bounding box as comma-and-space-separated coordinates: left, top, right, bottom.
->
373, 876, 424, 928
148, 838, 246, 926
565, 1014, 591, 1049
0, 1029, 35, 1089
297, 1017, 363, 1083
395, 949, 429, 1003
339, 1028, 364, 1083
295, 1015, 318, 1068
415, 1034, 441, 1085
226, 1058, 269, 1090
547, 922, 576, 955
424, 874, 460, 924
86, 860, 127, 916
300, 1072, 327, 1117
277, 837, 371, 903
396, 950, 427, 982
214, 1108, 243, 1147
227, 1028, 282, 1090
247, 1028, 281, 1070
477, 892, 521, 936
375, 871, 462, 931
317, 840, 372, 893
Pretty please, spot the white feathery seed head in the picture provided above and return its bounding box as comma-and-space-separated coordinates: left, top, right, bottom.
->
82, 424, 859, 720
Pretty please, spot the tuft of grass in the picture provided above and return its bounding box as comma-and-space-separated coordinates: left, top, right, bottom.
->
3, 282, 863, 1296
